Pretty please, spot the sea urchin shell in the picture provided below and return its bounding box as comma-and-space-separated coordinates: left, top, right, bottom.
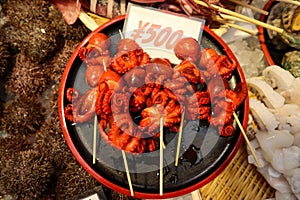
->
55, 161, 100, 200
33, 116, 75, 169
44, 40, 79, 84
5, 53, 50, 98
0, 134, 34, 170
0, 40, 11, 79
5, 0, 51, 28
0, 97, 46, 136
0, 149, 55, 200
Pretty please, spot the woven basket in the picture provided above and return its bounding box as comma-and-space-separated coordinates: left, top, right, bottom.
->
199, 142, 275, 200
79, 11, 276, 200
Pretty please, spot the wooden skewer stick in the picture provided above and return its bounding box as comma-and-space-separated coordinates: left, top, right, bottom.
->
107, 0, 114, 19
120, 0, 127, 14
122, 150, 134, 196
215, 18, 258, 35
93, 114, 98, 164
175, 110, 185, 167
194, 0, 284, 34
233, 112, 261, 167
227, 0, 269, 15
90, 0, 97, 13
275, 0, 300, 6
103, 59, 107, 72
117, 29, 134, 196
159, 117, 164, 196
219, 13, 252, 23
93, 49, 109, 165
119, 29, 124, 39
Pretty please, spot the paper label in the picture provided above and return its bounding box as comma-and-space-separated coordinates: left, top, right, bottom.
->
123, 3, 205, 63
80, 193, 100, 200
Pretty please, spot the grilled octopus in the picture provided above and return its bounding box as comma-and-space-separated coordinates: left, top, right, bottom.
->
64, 34, 247, 154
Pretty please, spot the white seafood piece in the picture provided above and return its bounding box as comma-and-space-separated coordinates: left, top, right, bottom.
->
285, 168, 300, 198
294, 132, 300, 147
270, 146, 300, 173
249, 138, 260, 149
249, 98, 279, 131
275, 104, 300, 134
281, 78, 300, 105
257, 165, 292, 194
275, 191, 297, 200
284, 146, 300, 170
255, 130, 294, 162
275, 112, 300, 134
262, 65, 295, 92
247, 78, 285, 109
268, 164, 282, 178
277, 104, 300, 117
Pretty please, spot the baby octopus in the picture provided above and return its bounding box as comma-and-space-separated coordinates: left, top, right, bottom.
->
64, 34, 247, 154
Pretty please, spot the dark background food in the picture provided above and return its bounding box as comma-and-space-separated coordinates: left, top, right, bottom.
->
259, 0, 299, 66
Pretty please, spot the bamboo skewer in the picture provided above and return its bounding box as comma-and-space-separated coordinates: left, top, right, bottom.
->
90, 0, 97, 13
93, 114, 98, 164
233, 112, 261, 167
215, 18, 258, 35
219, 13, 252, 23
120, 0, 127, 14
159, 117, 164, 196
122, 150, 134, 196
276, 0, 300, 6
175, 110, 185, 167
92, 59, 109, 164
227, 0, 269, 15
93, 57, 109, 165
107, 0, 114, 19
194, 0, 284, 34
117, 29, 135, 196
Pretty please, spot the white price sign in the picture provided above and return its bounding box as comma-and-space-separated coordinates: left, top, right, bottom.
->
80, 193, 100, 200
123, 4, 205, 63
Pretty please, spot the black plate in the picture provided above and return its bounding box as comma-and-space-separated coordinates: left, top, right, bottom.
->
58, 15, 248, 199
